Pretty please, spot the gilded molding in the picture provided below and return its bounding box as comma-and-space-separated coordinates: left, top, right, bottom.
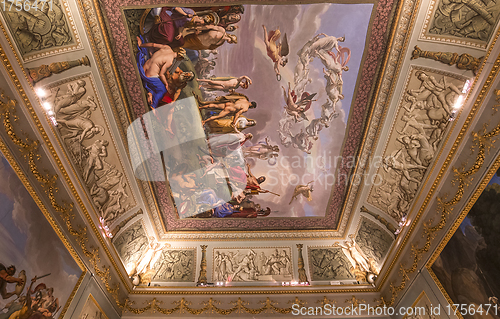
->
0, 96, 87, 319
0, 43, 128, 307
425, 142, 500, 318
129, 286, 377, 295
124, 296, 306, 315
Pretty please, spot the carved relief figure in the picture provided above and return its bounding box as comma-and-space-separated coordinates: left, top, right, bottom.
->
428, 0, 500, 42
334, 235, 379, 283
1, 0, 77, 58
127, 237, 167, 285
43, 77, 134, 231
355, 217, 394, 266
368, 68, 466, 222
150, 249, 195, 282
43, 76, 133, 237
113, 221, 149, 274
213, 248, 293, 282
308, 248, 354, 281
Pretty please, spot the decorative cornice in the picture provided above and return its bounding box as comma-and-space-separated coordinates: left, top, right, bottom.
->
0, 124, 87, 319
0, 41, 129, 307
375, 24, 500, 293
380, 106, 500, 306
124, 296, 306, 315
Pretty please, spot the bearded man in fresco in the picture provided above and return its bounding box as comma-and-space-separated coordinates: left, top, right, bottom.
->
0, 263, 23, 300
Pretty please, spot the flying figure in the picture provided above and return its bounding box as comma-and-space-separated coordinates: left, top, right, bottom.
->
282, 82, 316, 122
289, 181, 314, 204
263, 25, 289, 81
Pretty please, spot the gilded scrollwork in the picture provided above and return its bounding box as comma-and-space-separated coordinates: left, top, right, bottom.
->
124, 296, 305, 315
0, 90, 126, 308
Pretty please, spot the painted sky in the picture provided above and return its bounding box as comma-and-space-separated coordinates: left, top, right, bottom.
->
211, 4, 373, 217
0, 154, 81, 317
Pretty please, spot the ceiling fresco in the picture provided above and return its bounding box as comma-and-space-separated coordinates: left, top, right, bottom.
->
117, 2, 394, 232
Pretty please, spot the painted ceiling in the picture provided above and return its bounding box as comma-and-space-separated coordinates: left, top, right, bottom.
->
1, 0, 500, 315
119, 3, 386, 232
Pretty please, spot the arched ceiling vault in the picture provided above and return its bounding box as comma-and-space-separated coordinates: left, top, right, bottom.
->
1, 0, 500, 316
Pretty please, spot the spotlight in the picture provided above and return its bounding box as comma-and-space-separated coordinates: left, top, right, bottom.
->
35, 88, 47, 98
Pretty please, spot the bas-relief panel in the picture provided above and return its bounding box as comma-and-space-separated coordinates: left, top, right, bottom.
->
77, 295, 109, 319
0, 153, 82, 319
355, 216, 394, 267
367, 66, 467, 223
213, 248, 292, 282
420, 0, 500, 48
113, 220, 148, 273
307, 247, 354, 281
0, 0, 82, 61
149, 248, 195, 283
121, 2, 387, 232
403, 291, 442, 319
430, 170, 500, 319
113, 220, 195, 284
40, 74, 135, 235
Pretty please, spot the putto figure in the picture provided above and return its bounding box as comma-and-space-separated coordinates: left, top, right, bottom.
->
263, 25, 289, 80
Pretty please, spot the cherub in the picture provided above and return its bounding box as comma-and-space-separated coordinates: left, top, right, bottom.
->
289, 181, 314, 204
263, 25, 289, 80
282, 82, 316, 122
